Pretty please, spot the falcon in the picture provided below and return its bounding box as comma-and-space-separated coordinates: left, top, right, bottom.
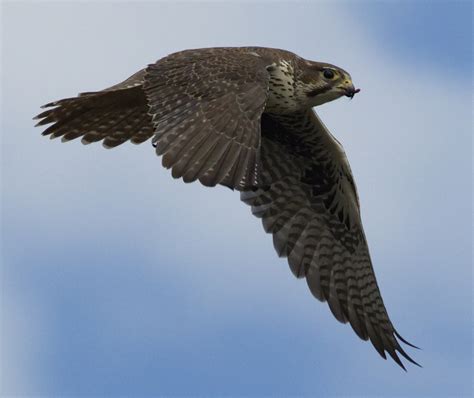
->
34, 47, 419, 369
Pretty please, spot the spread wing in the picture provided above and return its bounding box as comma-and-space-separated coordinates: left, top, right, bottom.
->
35, 48, 270, 190
241, 110, 419, 369
144, 48, 271, 189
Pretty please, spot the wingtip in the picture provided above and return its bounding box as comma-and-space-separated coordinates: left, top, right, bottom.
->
397, 361, 408, 372
398, 347, 422, 369
394, 330, 420, 349
394, 336, 422, 369
384, 346, 407, 371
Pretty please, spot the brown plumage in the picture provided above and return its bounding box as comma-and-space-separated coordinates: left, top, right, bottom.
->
34, 46, 419, 369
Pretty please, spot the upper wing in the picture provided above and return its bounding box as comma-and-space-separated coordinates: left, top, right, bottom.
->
34, 69, 155, 148
241, 110, 419, 369
144, 48, 271, 189
35, 48, 270, 189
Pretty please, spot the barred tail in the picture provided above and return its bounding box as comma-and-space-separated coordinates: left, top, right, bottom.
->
34, 70, 154, 148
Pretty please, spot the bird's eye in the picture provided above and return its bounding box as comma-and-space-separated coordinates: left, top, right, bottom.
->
323, 69, 335, 79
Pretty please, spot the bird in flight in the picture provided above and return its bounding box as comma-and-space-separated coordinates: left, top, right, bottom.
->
34, 46, 419, 369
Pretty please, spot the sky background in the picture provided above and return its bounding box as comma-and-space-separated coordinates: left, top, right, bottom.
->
1, 1, 472, 397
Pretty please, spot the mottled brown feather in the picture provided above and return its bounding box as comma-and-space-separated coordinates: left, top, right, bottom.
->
240, 110, 419, 369
144, 48, 271, 189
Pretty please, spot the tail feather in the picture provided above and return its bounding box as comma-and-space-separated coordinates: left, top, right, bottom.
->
35, 74, 154, 148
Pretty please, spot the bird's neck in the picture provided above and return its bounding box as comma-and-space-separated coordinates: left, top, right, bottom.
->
265, 60, 309, 114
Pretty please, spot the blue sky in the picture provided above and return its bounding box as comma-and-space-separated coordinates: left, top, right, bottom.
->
1, 1, 472, 397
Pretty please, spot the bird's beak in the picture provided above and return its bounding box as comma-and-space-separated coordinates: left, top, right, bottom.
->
337, 79, 360, 99
344, 85, 360, 99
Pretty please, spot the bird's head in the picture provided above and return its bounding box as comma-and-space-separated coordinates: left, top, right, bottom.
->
297, 61, 360, 107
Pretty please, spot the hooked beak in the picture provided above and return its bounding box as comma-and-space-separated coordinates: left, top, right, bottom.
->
344, 85, 360, 99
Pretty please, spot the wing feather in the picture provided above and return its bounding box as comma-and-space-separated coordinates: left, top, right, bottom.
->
241, 110, 419, 369
144, 48, 270, 189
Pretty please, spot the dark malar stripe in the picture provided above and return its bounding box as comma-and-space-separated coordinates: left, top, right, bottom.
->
307, 86, 332, 98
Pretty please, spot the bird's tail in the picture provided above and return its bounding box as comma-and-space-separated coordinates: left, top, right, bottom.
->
34, 70, 154, 148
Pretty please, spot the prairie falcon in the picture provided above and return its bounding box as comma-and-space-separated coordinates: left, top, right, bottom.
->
34, 47, 419, 369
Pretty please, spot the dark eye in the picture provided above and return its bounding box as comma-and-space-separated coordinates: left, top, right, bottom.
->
323, 69, 335, 79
